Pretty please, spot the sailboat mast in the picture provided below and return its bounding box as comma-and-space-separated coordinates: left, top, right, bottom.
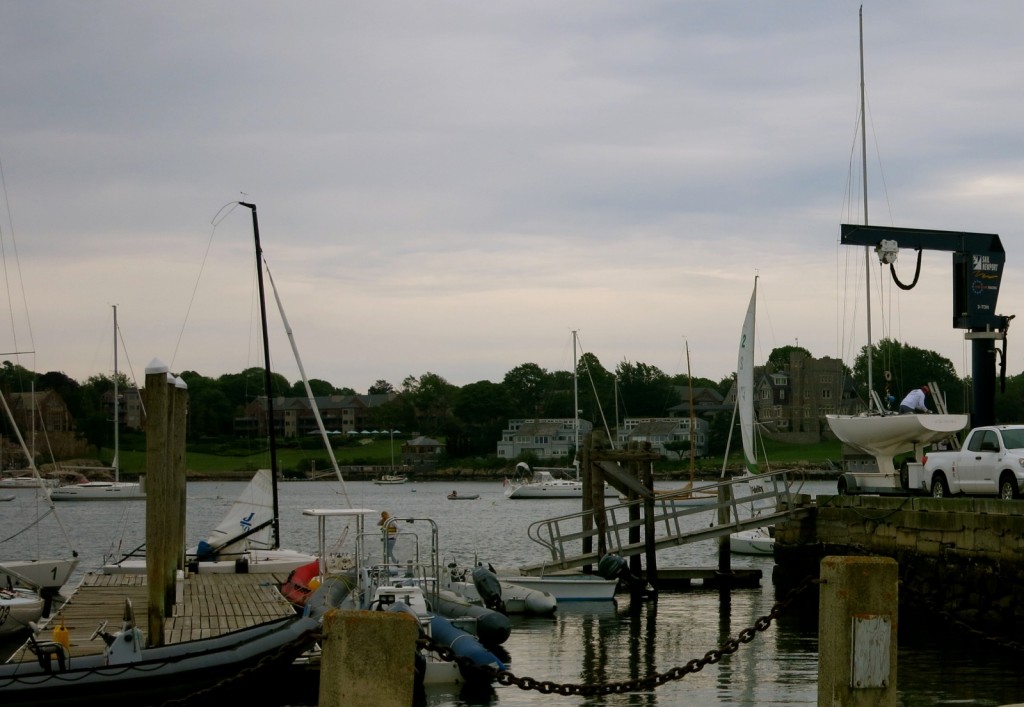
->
859, 5, 875, 405
113, 304, 119, 483
240, 202, 281, 550
572, 329, 579, 478
686, 341, 696, 483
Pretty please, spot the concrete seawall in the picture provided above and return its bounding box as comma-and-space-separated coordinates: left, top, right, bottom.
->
774, 494, 1024, 639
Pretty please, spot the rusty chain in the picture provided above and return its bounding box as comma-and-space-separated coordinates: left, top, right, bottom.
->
421, 573, 817, 697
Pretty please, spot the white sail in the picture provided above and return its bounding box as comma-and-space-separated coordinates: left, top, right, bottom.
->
198, 469, 276, 556
738, 278, 759, 475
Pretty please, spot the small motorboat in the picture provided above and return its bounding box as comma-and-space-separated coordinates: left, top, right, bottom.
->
447, 491, 479, 500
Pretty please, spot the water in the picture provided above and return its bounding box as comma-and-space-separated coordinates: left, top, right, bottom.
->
4, 478, 1024, 705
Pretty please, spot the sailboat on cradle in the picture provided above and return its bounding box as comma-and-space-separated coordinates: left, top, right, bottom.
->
51, 305, 144, 501
505, 331, 618, 499
825, 8, 968, 496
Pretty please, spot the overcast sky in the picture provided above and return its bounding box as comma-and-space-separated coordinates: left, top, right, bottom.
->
2, 2, 1023, 394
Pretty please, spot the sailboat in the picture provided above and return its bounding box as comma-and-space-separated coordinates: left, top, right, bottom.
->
504, 331, 617, 499
51, 305, 145, 501
727, 278, 776, 555
0, 391, 80, 601
826, 9, 968, 495
105, 203, 321, 575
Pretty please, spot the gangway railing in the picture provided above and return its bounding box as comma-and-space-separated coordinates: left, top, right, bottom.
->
519, 469, 811, 575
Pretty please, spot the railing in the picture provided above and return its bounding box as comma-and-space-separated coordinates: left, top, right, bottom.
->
520, 469, 810, 574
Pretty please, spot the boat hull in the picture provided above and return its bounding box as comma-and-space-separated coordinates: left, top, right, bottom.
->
729, 527, 775, 556
0, 558, 80, 593
0, 588, 43, 636
50, 482, 144, 501
495, 574, 617, 601
0, 615, 318, 707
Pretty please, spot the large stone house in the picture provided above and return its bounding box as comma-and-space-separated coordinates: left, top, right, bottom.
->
724, 350, 864, 443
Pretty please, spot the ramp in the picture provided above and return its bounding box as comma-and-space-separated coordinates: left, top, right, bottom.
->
519, 469, 809, 575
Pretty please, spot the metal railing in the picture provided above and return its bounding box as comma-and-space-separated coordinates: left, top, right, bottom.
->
520, 469, 810, 574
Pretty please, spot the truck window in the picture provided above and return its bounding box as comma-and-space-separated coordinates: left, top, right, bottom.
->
968, 430, 998, 453
1000, 428, 1024, 450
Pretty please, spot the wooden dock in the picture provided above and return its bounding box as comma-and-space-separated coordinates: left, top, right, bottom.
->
6, 571, 296, 663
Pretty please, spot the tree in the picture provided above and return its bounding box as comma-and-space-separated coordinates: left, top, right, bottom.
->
368, 380, 395, 395
452, 380, 511, 456
618, 359, 679, 417
502, 363, 548, 418
287, 378, 336, 397
768, 345, 813, 370
853, 338, 964, 412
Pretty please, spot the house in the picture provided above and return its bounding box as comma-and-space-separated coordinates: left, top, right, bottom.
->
496, 418, 594, 462
8, 390, 74, 434
401, 436, 444, 465
617, 417, 710, 458
724, 350, 865, 443
237, 393, 395, 438
102, 387, 145, 430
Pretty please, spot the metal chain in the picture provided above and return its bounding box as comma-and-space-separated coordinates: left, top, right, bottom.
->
422, 574, 817, 696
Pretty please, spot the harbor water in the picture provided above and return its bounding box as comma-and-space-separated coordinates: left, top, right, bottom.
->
4, 478, 1024, 705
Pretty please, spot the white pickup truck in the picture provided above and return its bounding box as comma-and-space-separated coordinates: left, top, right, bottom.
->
914, 425, 1024, 499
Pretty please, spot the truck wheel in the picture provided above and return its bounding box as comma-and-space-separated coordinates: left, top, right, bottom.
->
931, 475, 950, 498
999, 475, 1019, 500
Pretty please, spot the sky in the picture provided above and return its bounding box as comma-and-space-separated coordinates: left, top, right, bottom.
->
2, 2, 1024, 394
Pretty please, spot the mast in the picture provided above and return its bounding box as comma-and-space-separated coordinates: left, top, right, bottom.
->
859, 5, 875, 407
572, 329, 579, 479
239, 202, 281, 550
686, 340, 696, 484
113, 304, 119, 483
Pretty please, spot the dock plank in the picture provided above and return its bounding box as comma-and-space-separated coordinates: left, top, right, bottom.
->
5, 571, 296, 663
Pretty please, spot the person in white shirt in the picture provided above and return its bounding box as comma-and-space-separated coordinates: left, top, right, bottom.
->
899, 385, 930, 414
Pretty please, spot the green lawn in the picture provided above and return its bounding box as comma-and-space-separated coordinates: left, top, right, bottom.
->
107, 437, 844, 477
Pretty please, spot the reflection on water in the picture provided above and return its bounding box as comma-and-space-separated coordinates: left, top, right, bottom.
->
4, 479, 1024, 705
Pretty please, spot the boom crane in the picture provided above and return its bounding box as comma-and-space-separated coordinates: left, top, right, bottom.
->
840, 224, 1012, 426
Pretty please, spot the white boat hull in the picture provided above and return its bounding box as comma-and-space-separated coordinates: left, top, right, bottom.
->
0, 557, 80, 592
826, 413, 968, 459
496, 574, 617, 601
0, 588, 44, 636
103, 548, 316, 575
50, 481, 144, 501
446, 579, 557, 615
729, 527, 775, 556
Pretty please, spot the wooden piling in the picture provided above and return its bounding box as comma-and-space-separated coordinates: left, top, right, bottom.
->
145, 359, 187, 646
318, 609, 418, 707
818, 555, 898, 706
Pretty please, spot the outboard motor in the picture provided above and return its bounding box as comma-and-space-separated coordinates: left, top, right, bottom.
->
597, 554, 650, 593
471, 564, 506, 614
92, 598, 144, 665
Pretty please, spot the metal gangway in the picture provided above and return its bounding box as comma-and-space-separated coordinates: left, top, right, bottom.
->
519, 468, 809, 575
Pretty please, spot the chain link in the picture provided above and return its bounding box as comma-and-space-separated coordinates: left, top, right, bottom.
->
422, 574, 817, 696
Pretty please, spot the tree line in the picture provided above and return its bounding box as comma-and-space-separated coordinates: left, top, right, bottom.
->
1, 337, 1022, 461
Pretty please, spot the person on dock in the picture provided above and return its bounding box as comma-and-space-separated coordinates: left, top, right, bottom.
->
378, 511, 398, 564
899, 385, 931, 414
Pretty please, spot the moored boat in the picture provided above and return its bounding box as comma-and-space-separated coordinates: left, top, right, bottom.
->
494, 572, 618, 601
374, 474, 407, 485
0, 587, 44, 637
447, 491, 479, 500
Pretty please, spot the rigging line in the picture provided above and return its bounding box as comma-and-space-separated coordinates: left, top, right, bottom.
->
0, 389, 76, 553
115, 311, 146, 418
263, 260, 353, 508
0, 154, 36, 374
169, 200, 242, 371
